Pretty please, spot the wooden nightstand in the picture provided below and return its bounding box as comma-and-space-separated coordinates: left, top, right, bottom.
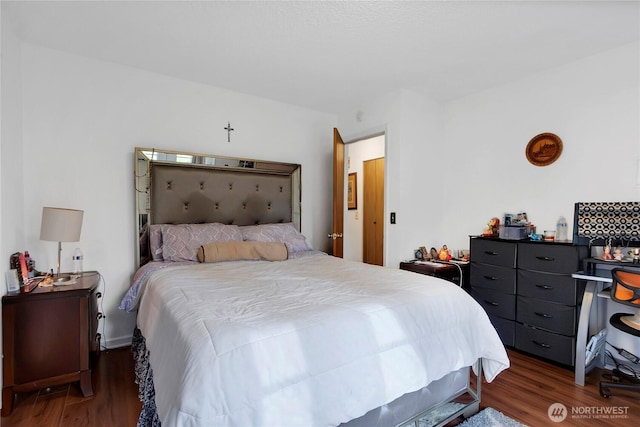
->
1, 271, 101, 416
400, 261, 469, 289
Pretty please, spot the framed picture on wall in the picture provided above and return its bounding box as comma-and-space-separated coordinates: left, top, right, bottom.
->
348, 173, 357, 210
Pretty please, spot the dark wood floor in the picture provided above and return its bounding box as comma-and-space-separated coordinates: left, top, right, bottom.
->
2, 347, 141, 427
482, 349, 639, 426
1, 347, 638, 426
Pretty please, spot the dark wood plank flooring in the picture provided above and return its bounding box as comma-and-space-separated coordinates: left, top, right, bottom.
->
481, 349, 640, 426
1, 347, 638, 426
2, 347, 141, 427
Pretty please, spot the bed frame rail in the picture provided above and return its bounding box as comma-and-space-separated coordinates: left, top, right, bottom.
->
396, 359, 482, 427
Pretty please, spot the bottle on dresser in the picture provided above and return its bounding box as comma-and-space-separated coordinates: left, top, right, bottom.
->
72, 248, 83, 278
24, 251, 35, 278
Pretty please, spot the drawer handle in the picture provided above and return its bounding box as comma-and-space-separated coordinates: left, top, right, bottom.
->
96, 292, 102, 299
483, 275, 498, 281
95, 333, 102, 342
535, 284, 554, 290
484, 251, 499, 256
96, 312, 104, 320
535, 256, 555, 261
534, 312, 553, 319
533, 340, 551, 349
484, 300, 500, 306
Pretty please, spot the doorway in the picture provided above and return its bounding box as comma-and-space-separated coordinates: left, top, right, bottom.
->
342, 134, 385, 264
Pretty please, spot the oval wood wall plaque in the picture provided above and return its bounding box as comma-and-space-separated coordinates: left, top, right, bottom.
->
526, 132, 563, 166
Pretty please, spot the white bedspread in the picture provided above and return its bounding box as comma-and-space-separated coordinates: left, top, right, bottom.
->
136, 253, 509, 427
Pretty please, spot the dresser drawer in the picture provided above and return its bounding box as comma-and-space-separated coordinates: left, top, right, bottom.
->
515, 323, 576, 366
470, 239, 516, 268
488, 316, 515, 347
516, 296, 577, 335
517, 244, 581, 274
471, 289, 516, 320
518, 270, 581, 305
471, 263, 516, 293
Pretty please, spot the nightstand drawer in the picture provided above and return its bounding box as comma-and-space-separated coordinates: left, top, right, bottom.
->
471, 289, 515, 320
517, 244, 581, 273
517, 270, 581, 305
14, 297, 81, 383
471, 263, 516, 293
515, 323, 575, 366
517, 296, 577, 335
470, 239, 516, 268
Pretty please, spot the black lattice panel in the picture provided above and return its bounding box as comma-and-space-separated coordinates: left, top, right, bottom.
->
576, 202, 640, 243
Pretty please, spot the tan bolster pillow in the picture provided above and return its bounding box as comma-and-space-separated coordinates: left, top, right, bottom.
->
197, 241, 288, 263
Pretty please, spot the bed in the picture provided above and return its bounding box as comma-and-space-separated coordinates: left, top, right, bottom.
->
123, 148, 509, 427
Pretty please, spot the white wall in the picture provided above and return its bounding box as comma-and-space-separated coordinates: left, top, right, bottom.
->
442, 41, 640, 251
1, 4, 24, 288
0, 8, 25, 404
338, 41, 640, 266
17, 44, 336, 348
343, 135, 385, 262
338, 90, 448, 267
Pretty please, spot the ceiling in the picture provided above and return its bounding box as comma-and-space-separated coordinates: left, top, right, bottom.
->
3, 1, 639, 114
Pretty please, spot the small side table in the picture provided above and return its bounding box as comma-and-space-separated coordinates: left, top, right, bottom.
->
400, 260, 469, 289
2, 271, 102, 416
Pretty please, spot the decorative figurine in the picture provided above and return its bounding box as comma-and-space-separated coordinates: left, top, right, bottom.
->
602, 244, 613, 260
629, 248, 640, 264
613, 248, 624, 261
483, 217, 500, 237
438, 245, 452, 261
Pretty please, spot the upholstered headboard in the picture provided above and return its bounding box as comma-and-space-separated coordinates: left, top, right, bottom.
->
151, 163, 293, 226
135, 147, 301, 267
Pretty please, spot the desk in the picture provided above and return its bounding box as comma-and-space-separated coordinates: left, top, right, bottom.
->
572, 270, 610, 386
573, 259, 640, 386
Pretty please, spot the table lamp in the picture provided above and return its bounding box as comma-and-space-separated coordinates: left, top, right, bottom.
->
40, 207, 84, 283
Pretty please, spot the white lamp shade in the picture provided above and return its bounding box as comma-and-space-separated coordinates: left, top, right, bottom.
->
40, 207, 84, 242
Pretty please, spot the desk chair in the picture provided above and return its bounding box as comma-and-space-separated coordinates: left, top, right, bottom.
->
599, 268, 640, 398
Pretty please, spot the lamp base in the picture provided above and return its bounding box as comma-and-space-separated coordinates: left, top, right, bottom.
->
54, 275, 76, 286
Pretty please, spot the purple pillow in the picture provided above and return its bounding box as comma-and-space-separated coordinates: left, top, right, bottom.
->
240, 223, 311, 253
161, 223, 243, 262
149, 224, 164, 261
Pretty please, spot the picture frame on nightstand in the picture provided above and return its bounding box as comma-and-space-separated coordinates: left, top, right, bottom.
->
419, 246, 428, 258
5, 269, 19, 293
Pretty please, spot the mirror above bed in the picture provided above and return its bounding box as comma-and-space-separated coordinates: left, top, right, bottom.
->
134, 147, 301, 268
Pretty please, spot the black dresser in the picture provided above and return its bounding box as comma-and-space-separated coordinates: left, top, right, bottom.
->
469, 236, 588, 366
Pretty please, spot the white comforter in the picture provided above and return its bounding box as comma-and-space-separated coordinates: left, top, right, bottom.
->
136, 253, 509, 427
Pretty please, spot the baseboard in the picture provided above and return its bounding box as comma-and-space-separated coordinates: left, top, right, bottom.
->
104, 334, 134, 350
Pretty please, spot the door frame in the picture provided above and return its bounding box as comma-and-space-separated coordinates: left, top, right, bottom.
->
338, 128, 387, 265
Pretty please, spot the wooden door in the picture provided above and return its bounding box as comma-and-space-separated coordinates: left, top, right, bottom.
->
331, 128, 345, 257
363, 157, 384, 265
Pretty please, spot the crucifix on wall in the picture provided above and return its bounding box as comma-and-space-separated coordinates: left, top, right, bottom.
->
224, 121, 234, 142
